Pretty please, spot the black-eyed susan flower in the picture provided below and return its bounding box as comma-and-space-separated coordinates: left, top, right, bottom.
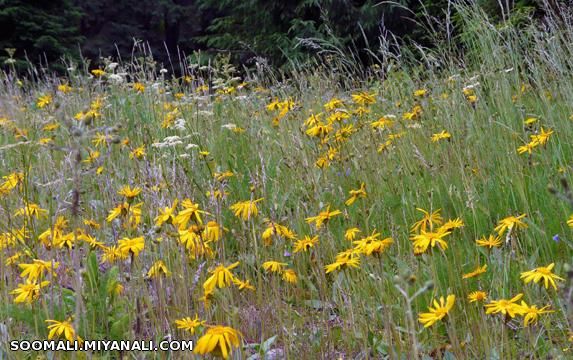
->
520, 263, 564, 290
418, 295, 455, 328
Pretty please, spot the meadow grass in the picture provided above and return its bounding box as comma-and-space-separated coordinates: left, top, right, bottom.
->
1, 5, 573, 359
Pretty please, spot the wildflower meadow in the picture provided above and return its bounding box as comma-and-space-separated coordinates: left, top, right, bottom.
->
2, 4, 573, 359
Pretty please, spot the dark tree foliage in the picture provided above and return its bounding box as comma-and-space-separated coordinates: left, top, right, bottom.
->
0, 0, 84, 71
0, 0, 546, 73
74, 0, 202, 65
195, 0, 414, 67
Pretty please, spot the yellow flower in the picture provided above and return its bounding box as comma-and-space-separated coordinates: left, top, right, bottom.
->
282, 269, 298, 284
118, 185, 142, 199
83, 150, 100, 164
133, 82, 145, 93
345, 182, 367, 206
233, 278, 255, 291
155, 199, 178, 227
106, 202, 129, 222
518, 141, 539, 155
518, 301, 553, 327
418, 295, 455, 328
58, 84, 72, 93
36, 94, 52, 108
46, 319, 81, 342
214, 171, 234, 182
19, 259, 59, 282
468, 291, 487, 303
485, 293, 525, 318
293, 235, 319, 253
411, 208, 443, 233
370, 115, 395, 130
147, 260, 171, 278
101, 245, 129, 264
10, 280, 50, 304
117, 236, 145, 257
531, 127, 553, 146
325, 255, 360, 274
203, 220, 224, 242
262, 261, 287, 274
14, 203, 48, 218
261, 220, 296, 245
413, 89, 427, 97
431, 130, 451, 142
345, 228, 361, 241
203, 261, 240, 294
520, 263, 564, 290
305, 205, 342, 229
129, 146, 146, 160
410, 229, 451, 255
494, 214, 527, 236
324, 98, 344, 111
351, 91, 376, 106
175, 315, 205, 335
462, 264, 487, 279
194, 325, 241, 359
476, 235, 502, 249
230, 198, 263, 221
567, 214, 573, 228
91, 69, 105, 77
439, 218, 464, 232
362, 238, 394, 256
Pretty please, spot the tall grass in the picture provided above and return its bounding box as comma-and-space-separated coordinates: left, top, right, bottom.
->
1, 3, 573, 359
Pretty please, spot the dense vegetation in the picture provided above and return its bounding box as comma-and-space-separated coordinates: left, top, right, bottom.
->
2, 1, 573, 359
0, 0, 541, 73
